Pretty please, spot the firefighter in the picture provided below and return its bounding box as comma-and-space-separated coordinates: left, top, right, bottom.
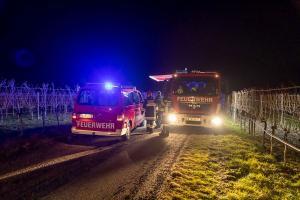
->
155, 90, 170, 137
145, 91, 156, 133
155, 91, 165, 128
155, 91, 164, 107
145, 91, 154, 105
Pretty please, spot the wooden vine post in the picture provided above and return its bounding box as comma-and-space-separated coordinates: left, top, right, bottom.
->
270, 124, 277, 154
261, 119, 267, 150
283, 128, 289, 164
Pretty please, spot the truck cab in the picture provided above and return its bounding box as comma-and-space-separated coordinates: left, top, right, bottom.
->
150, 70, 222, 128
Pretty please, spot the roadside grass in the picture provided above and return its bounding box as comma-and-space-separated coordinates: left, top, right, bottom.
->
163, 123, 300, 200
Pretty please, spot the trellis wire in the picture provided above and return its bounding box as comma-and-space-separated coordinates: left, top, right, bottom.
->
229, 87, 300, 162
0, 80, 78, 131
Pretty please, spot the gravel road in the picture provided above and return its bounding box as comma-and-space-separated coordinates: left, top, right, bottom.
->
0, 127, 191, 200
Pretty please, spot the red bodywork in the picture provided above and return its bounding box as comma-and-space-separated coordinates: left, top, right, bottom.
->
72, 84, 144, 136
150, 71, 221, 116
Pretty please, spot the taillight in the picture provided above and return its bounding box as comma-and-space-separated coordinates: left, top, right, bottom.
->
117, 115, 124, 121
72, 113, 77, 119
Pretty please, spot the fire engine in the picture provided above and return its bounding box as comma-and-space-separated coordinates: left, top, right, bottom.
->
71, 82, 145, 140
149, 69, 222, 135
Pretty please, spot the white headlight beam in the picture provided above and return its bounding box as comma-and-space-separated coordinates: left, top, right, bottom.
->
167, 114, 177, 123
211, 116, 223, 127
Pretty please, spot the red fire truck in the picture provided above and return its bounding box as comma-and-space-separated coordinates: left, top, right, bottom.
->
71, 83, 145, 140
150, 69, 222, 135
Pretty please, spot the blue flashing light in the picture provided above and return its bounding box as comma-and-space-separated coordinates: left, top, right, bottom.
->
104, 82, 113, 90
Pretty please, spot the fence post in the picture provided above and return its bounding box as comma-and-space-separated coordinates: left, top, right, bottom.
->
250, 116, 254, 135
37, 92, 40, 120
270, 125, 277, 154
283, 129, 289, 164
261, 119, 267, 150
280, 93, 283, 124
259, 94, 263, 118
243, 114, 246, 132
248, 116, 251, 134
233, 92, 237, 123
241, 112, 245, 132
240, 112, 243, 131
42, 107, 45, 129
253, 117, 256, 136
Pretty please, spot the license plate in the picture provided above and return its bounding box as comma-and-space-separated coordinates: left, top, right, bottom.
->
76, 121, 115, 130
79, 114, 93, 119
187, 117, 201, 121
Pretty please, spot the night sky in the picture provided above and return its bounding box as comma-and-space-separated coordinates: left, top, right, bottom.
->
1, 0, 300, 91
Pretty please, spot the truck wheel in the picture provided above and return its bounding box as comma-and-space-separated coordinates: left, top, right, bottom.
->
160, 126, 169, 137
147, 127, 154, 134
122, 126, 131, 141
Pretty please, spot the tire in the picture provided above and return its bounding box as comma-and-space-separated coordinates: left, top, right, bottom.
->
121, 126, 131, 141
146, 127, 153, 134
160, 126, 169, 137
146, 120, 154, 133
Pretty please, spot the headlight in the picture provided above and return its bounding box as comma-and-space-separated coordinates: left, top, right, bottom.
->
211, 116, 223, 127
167, 113, 177, 123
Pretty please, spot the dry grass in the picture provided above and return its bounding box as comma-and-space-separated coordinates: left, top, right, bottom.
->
162, 123, 300, 200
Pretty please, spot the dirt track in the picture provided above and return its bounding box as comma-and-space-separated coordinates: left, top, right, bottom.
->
0, 127, 191, 200
1, 126, 298, 200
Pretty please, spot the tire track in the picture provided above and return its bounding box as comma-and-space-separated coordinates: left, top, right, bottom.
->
0, 147, 112, 181
0, 133, 156, 200
146, 135, 189, 200
0, 130, 152, 182
4, 131, 187, 200
120, 133, 189, 200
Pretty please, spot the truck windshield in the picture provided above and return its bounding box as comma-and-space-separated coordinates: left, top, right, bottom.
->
172, 77, 218, 96
77, 88, 120, 106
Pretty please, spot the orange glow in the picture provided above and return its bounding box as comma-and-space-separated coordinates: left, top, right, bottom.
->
117, 115, 124, 121
72, 113, 77, 119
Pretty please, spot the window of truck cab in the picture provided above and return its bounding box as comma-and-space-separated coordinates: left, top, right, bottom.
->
172, 76, 218, 96
124, 92, 140, 105
77, 88, 120, 106
123, 92, 134, 106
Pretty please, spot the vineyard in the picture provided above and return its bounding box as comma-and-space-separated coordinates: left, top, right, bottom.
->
229, 86, 300, 161
0, 80, 77, 132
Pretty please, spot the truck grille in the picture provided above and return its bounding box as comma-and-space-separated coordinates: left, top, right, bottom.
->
186, 120, 202, 125
178, 103, 212, 113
